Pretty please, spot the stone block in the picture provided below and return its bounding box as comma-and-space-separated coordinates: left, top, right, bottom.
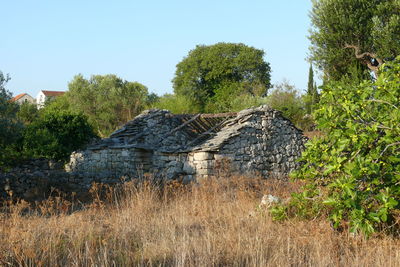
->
91, 153, 100, 160
183, 162, 196, 174
214, 154, 231, 161
166, 161, 183, 169
197, 168, 211, 175
193, 152, 214, 161
182, 175, 195, 184
197, 160, 214, 169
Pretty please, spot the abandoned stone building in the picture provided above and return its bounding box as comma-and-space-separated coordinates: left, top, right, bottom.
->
65, 105, 307, 183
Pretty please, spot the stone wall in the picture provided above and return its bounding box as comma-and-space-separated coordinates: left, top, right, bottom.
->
65, 106, 307, 182
66, 147, 153, 179
179, 107, 306, 180
0, 106, 308, 200
0, 159, 73, 200
216, 110, 305, 178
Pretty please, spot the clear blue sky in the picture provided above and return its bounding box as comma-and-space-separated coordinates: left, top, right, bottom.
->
2, 0, 313, 98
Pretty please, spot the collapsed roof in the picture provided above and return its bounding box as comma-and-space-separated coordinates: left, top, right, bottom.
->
87, 105, 290, 153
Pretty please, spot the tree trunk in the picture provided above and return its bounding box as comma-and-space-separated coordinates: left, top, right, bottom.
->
344, 44, 383, 77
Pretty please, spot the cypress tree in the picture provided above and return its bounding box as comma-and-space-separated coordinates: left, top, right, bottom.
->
306, 64, 319, 114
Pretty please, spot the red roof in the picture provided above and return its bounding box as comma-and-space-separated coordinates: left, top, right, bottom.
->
10, 93, 27, 102
41, 90, 65, 97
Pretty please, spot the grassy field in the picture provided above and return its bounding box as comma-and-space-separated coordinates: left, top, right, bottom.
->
1, 176, 399, 266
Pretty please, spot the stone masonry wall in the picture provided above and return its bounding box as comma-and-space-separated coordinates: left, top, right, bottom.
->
184, 118, 305, 180
1, 106, 307, 200
217, 111, 305, 178
66, 147, 153, 180
66, 107, 306, 182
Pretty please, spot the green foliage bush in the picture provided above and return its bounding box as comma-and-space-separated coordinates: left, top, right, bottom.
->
17, 102, 39, 124
272, 58, 400, 236
23, 111, 96, 160
220, 95, 268, 113
0, 72, 25, 169
152, 94, 202, 114
153, 91, 270, 115
266, 81, 314, 131
0, 72, 21, 146
154, 80, 315, 132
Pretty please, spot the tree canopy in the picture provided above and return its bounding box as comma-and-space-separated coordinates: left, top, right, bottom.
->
173, 42, 271, 112
309, 0, 400, 80
52, 74, 149, 137
0, 73, 21, 148
273, 57, 400, 236
17, 102, 39, 125
266, 80, 313, 130
0, 72, 25, 168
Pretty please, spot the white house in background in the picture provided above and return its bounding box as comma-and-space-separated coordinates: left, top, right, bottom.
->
36, 90, 65, 108
10, 93, 36, 105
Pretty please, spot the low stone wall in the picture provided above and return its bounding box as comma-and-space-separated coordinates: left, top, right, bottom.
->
0, 158, 155, 201
0, 159, 73, 200
66, 147, 153, 179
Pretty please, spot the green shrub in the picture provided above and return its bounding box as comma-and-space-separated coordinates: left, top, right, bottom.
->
23, 111, 96, 160
203, 81, 269, 113
266, 81, 314, 131
272, 58, 400, 236
226, 95, 268, 113
17, 102, 39, 124
152, 94, 201, 114
0, 72, 25, 169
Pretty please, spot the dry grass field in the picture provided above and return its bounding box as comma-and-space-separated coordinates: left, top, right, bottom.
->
1, 176, 400, 266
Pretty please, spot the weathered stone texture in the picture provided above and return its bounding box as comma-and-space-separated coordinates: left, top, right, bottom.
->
0, 159, 74, 200
1, 105, 308, 199
65, 105, 307, 183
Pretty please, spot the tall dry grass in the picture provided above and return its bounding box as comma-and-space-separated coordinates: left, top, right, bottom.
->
1, 176, 400, 266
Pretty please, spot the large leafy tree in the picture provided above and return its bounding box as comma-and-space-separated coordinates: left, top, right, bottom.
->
173, 42, 271, 112
0, 72, 17, 145
273, 57, 400, 236
0, 72, 24, 168
54, 74, 149, 137
309, 0, 400, 80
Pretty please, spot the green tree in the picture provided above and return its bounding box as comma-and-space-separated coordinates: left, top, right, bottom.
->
145, 93, 160, 108
173, 42, 271, 112
305, 64, 319, 114
41, 93, 72, 116
272, 58, 400, 236
266, 80, 313, 130
64, 74, 149, 136
0, 72, 20, 145
23, 111, 96, 160
153, 94, 200, 114
0, 72, 24, 168
17, 102, 39, 125
309, 0, 400, 80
